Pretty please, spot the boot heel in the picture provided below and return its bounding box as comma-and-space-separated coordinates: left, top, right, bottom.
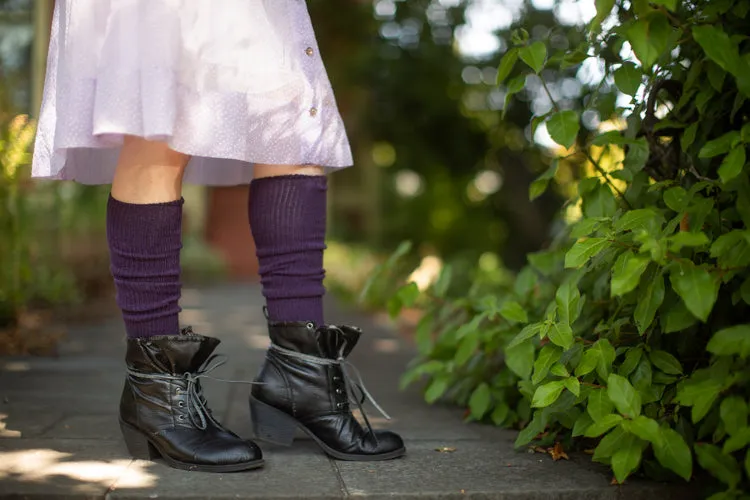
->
250, 398, 297, 446
120, 420, 159, 460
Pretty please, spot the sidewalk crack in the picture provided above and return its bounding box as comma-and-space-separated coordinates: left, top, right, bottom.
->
329, 457, 350, 498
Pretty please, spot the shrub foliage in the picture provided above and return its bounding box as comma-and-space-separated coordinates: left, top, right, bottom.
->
380, 0, 750, 495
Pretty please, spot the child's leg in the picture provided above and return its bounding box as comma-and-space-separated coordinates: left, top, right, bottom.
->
108, 136, 189, 338
249, 164, 327, 327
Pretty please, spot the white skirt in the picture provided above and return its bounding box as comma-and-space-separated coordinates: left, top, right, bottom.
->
32, 0, 354, 185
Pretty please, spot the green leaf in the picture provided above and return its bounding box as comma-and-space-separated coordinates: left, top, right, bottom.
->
664, 186, 690, 212
745, 449, 750, 479
588, 388, 615, 421
491, 402, 510, 426
469, 383, 491, 419
502, 74, 526, 119
584, 414, 623, 437
614, 208, 664, 234
496, 48, 518, 85
594, 0, 616, 27
742, 276, 750, 306
583, 183, 618, 219
707, 325, 750, 358
396, 282, 420, 308
718, 146, 747, 184
518, 41, 547, 74
721, 397, 748, 436
695, 443, 741, 487
532, 345, 562, 385
654, 427, 693, 481
693, 25, 742, 74
611, 251, 650, 297
706, 61, 727, 92
699, 131, 741, 158
631, 358, 653, 393
621, 416, 663, 446
550, 363, 569, 377
548, 322, 574, 351
532, 380, 566, 408
682, 122, 699, 152
556, 281, 582, 325
415, 315, 434, 355
652, 0, 677, 10
454, 331, 479, 367
425, 377, 449, 404
649, 350, 683, 375
573, 411, 594, 437
722, 427, 750, 454
662, 298, 698, 333
529, 161, 558, 201
626, 14, 670, 68
614, 62, 642, 97
433, 264, 453, 298
505, 341, 535, 380
593, 426, 630, 462
635, 274, 665, 334
608, 374, 642, 418
500, 301, 528, 324
507, 323, 543, 349
575, 348, 599, 377
547, 110, 580, 149
624, 138, 649, 173
592, 339, 616, 380
564, 376, 580, 397
669, 264, 719, 322
668, 231, 710, 252
612, 437, 644, 483
618, 348, 643, 377
514, 411, 546, 448
677, 377, 723, 423
565, 238, 612, 268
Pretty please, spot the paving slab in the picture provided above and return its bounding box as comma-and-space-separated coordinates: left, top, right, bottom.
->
0, 438, 131, 499
108, 443, 343, 500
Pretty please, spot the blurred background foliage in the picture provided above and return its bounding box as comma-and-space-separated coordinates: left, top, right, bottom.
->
1, 0, 585, 347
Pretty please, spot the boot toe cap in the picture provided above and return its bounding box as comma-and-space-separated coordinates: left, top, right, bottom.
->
195, 437, 263, 466
371, 430, 405, 456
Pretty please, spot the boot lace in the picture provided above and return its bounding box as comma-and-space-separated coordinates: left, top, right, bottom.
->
126, 354, 259, 430
268, 327, 391, 440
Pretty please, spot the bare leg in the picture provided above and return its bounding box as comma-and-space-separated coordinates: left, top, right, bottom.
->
253, 163, 324, 179
112, 136, 190, 203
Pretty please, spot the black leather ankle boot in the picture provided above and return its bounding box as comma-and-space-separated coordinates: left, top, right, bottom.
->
120, 328, 264, 472
250, 320, 405, 461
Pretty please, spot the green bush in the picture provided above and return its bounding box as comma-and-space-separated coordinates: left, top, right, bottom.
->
384, 1, 750, 496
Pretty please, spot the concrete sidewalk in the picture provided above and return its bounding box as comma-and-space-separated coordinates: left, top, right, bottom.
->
0, 284, 693, 499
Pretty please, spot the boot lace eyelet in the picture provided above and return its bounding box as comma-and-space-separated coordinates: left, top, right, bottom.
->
178, 415, 186, 421
178, 401, 185, 408
306, 322, 315, 330
335, 388, 343, 394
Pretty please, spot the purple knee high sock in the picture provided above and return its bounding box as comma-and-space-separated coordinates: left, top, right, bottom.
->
249, 175, 327, 327
106, 195, 183, 338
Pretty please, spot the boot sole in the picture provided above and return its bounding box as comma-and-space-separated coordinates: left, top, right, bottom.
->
119, 420, 265, 472
249, 397, 406, 462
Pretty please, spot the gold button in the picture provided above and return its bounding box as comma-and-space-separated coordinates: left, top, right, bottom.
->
305, 47, 314, 56
309, 107, 318, 117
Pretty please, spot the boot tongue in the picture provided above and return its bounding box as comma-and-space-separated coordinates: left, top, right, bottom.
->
316, 325, 362, 359
131, 328, 221, 374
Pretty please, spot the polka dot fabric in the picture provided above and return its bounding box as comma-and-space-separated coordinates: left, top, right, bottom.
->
32, 0, 353, 186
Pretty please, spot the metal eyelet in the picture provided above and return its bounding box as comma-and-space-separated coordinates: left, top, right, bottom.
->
178, 415, 186, 421
306, 322, 315, 330
175, 388, 181, 394
178, 401, 185, 408
335, 389, 343, 394
336, 403, 343, 408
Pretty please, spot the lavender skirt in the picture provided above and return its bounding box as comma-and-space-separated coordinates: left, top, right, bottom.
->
31, 0, 353, 186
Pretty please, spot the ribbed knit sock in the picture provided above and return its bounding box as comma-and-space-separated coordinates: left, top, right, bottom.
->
249, 174, 327, 326
106, 195, 183, 338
